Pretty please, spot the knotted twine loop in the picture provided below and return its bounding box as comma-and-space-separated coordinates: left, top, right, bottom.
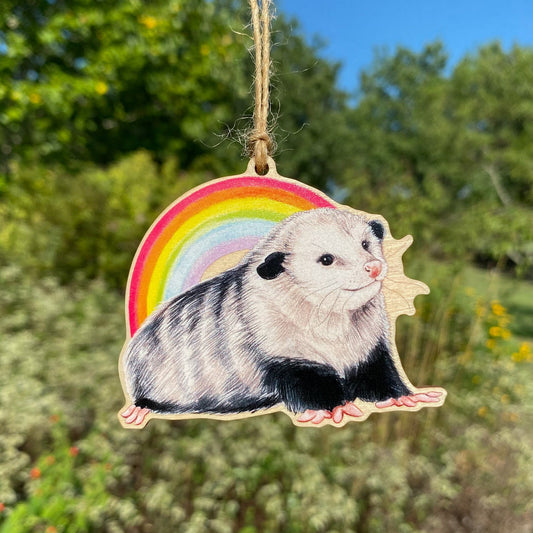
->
248, 0, 274, 175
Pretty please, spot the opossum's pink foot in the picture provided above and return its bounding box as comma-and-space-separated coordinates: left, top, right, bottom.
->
376, 391, 443, 409
331, 402, 364, 423
121, 405, 150, 426
121, 404, 136, 418
297, 409, 332, 424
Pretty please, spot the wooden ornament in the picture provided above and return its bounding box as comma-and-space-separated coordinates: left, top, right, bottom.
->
118, 158, 446, 429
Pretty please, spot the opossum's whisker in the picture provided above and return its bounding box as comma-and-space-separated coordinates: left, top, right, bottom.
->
297, 281, 336, 329
297, 280, 339, 326
302, 279, 338, 299
317, 286, 343, 328
281, 282, 317, 313
340, 286, 354, 316
326, 286, 346, 329
276, 282, 323, 330
310, 283, 342, 330
312, 290, 342, 333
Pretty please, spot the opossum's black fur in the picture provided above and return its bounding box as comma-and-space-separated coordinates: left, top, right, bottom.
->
369, 220, 385, 240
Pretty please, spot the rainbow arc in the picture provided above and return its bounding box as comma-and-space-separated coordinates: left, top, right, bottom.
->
126, 176, 336, 337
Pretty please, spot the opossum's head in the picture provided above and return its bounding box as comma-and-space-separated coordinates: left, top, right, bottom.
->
255, 208, 388, 311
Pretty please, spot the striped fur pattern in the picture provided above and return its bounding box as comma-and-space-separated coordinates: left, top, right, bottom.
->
122, 208, 411, 416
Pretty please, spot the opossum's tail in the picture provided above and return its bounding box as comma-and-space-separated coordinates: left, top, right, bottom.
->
120, 397, 182, 426
134, 397, 182, 413
133, 395, 279, 415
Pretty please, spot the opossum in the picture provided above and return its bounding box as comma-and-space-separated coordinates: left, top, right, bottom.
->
120, 208, 441, 426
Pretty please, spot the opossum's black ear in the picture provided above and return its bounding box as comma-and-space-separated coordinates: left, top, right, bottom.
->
369, 220, 385, 240
257, 252, 286, 280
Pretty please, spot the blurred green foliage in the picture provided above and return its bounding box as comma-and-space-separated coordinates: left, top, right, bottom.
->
0, 0, 249, 170
0, 0, 532, 531
1, 151, 206, 287
0, 264, 531, 532
343, 42, 533, 272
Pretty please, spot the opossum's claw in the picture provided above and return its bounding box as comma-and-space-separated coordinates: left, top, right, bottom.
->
134, 408, 150, 425
297, 410, 315, 422
121, 404, 136, 418
410, 391, 442, 403
332, 402, 364, 423
121, 405, 151, 425
297, 409, 332, 424
399, 395, 417, 407
376, 391, 443, 409
375, 398, 395, 408
124, 406, 141, 424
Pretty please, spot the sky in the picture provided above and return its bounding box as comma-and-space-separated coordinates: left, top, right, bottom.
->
277, 0, 533, 92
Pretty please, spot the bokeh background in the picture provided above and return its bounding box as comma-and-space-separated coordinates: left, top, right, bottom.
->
1, 1, 532, 531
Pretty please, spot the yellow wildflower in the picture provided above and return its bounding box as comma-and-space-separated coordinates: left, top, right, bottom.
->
139, 15, 157, 29
471, 375, 481, 384
512, 342, 532, 363
478, 406, 487, 417
491, 301, 506, 317
499, 316, 510, 327
519, 342, 531, 354
95, 81, 108, 95
489, 326, 502, 337
500, 329, 511, 340
29, 92, 41, 104
500, 394, 510, 404
485, 339, 496, 350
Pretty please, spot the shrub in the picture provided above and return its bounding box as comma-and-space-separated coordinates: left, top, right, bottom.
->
1, 262, 532, 531
0, 151, 207, 288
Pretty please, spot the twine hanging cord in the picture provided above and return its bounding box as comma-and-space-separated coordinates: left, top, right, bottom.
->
248, 0, 274, 174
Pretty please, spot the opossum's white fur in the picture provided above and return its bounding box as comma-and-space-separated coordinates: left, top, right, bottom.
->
123, 208, 390, 412
245, 208, 388, 374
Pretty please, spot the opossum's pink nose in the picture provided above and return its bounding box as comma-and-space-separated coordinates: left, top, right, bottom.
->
365, 261, 382, 279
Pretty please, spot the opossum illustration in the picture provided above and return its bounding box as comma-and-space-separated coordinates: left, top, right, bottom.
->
120, 208, 441, 426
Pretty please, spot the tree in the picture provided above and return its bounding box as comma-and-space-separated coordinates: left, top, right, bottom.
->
0, 1, 356, 186
343, 43, 455, 244
0, 5, 360, 285
446, 43, 533, 269
268, 17, 353, 190
0, 0, 249, 174
450, 43, 533, 207
342, 42, 533, 271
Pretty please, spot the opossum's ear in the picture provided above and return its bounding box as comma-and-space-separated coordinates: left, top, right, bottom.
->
369, 220, 385, 240
257, 252, 286, 280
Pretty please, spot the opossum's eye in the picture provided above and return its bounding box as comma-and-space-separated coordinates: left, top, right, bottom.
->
361, 240, 370, 251
318, 254, 334, 266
